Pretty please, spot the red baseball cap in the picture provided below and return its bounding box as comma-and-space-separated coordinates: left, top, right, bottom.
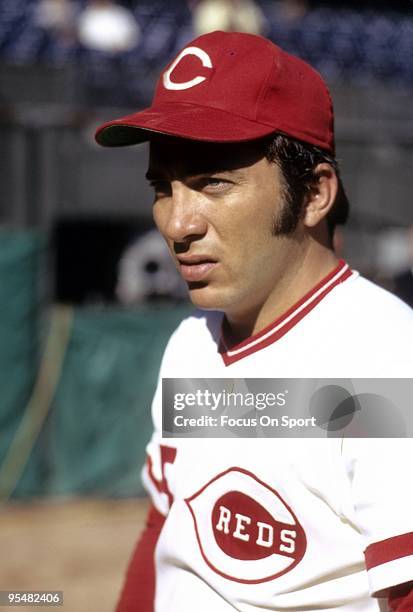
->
95, 30, 335, 154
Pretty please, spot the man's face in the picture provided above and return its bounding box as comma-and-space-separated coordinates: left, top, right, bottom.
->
147, 136, 304, 317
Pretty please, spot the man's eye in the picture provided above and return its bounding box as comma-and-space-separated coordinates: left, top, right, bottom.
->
201, 177, 232, 192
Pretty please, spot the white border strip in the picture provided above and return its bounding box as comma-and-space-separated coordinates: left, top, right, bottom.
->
368, 555, 413, 595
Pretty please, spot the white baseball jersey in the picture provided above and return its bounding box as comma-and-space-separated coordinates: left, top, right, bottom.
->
142, 260, 413, 611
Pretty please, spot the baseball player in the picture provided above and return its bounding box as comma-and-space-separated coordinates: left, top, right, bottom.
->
95, 31, 413, 611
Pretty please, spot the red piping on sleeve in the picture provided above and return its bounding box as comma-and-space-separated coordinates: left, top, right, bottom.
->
365, 532, 413, 570
116, 504, 165, 612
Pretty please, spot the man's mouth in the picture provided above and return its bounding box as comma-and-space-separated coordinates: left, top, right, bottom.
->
176, 255, 218, 282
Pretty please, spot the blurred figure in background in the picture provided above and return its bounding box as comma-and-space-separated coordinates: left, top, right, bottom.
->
77, 0, 140, 53
35, 0, 78, 42
275, 0, 308, 22
393, 226, 413, 308
77, 0, 140, 105
116, 230, 187, 305
192, 0, 266, 36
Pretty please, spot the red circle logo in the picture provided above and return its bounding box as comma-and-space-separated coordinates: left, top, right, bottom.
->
186, 467, 307, 583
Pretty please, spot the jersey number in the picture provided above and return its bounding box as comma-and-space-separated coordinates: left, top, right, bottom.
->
147, 445, 177, 508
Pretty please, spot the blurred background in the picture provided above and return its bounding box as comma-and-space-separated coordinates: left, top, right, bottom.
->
0, 0, 412, 610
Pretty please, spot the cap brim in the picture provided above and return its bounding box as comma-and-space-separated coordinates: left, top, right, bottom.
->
95, 103, 277, 147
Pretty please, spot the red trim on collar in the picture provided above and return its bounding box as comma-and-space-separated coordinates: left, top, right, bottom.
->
219, 260, 353, 366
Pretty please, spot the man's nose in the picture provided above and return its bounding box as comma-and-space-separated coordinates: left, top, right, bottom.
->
163, 182, 208, 244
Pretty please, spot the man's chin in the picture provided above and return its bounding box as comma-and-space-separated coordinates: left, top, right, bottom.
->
187, 282, 226, 311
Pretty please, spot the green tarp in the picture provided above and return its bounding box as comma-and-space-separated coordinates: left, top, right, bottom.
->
0, 230, 45, 496
0, 230, 191, 499
47, 305, 191, 497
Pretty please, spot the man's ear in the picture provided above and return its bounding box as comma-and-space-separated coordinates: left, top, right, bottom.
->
303, 163, 338, 228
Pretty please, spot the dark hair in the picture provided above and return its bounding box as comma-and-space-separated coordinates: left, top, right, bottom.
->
264, 133, 350, 239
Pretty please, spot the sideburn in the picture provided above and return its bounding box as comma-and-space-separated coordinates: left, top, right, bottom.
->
271, 171, 306, 236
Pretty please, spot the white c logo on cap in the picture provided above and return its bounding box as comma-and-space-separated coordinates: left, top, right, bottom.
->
163, 46, 213, 91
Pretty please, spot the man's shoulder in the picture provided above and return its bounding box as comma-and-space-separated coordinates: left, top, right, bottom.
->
337, 273, 413, 323
330, 274, 412, 372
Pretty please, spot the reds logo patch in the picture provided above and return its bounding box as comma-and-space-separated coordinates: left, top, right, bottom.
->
185, 467, 306, 583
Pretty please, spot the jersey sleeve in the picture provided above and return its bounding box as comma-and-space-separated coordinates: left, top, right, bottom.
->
115, 504, 165, 612
341, 438, 413, 596
117, 322, 184, 611
141, 329, 180, 517
141, 379, 173, 518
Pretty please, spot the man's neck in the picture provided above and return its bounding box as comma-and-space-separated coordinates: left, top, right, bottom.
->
224, 247, 340, 347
